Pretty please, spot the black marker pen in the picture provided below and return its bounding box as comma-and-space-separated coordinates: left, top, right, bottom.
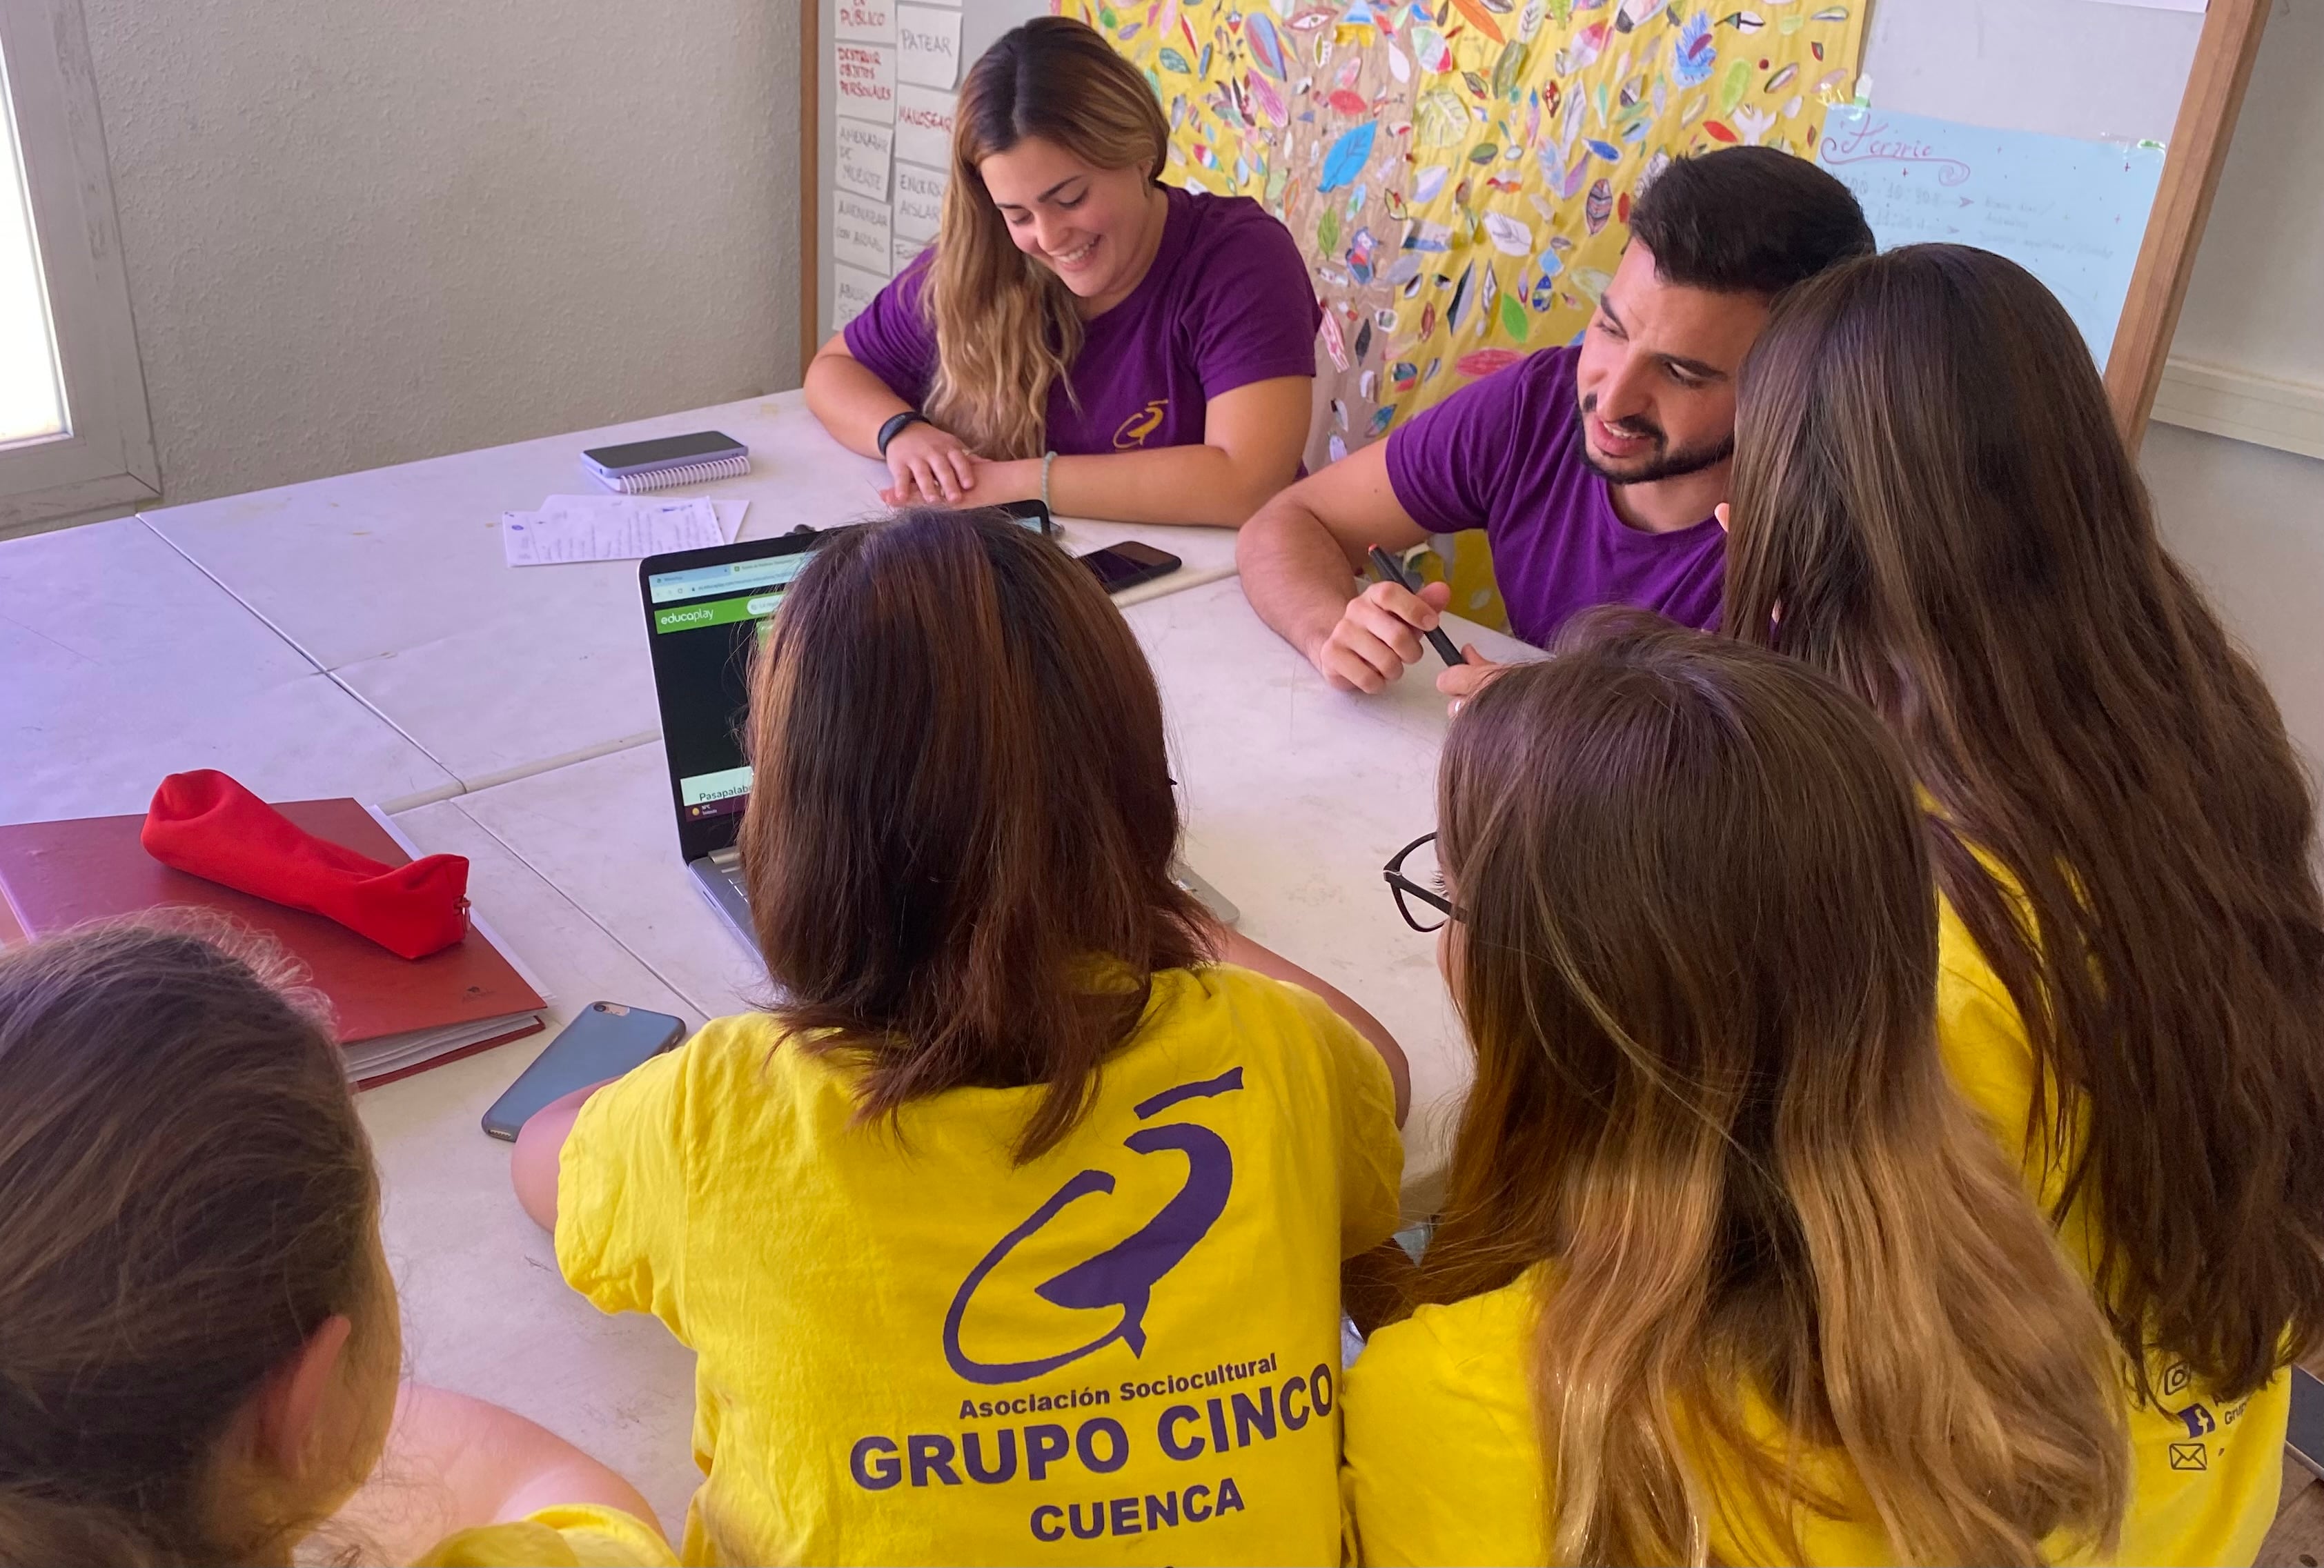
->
1366, 545, 1465, 668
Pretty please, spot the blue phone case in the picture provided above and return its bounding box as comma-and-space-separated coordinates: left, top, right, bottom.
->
481, 1002, 686, 1140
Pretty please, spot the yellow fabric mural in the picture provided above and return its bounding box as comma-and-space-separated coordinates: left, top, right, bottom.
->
1056, 0, 1867, 630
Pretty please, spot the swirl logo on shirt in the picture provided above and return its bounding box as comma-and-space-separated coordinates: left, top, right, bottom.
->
1112, 399, 1169, 449
942, 1068, 1241, 1386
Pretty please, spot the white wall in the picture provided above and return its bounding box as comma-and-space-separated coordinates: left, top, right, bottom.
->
2143, 0, 2324, 766
79, 0, 800, 508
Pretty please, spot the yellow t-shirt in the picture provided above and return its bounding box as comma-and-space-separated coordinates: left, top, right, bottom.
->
1936, 895, 2288, 1567
1342, 1271, 1927, 1567
415, 1504, 676, 1567
558, 963, 1402, 1567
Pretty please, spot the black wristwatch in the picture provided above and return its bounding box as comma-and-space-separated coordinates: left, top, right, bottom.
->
876, 410, 930, 456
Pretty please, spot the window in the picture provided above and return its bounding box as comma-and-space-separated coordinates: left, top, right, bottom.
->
0, 84, 66, 447
0, 0, 155, 535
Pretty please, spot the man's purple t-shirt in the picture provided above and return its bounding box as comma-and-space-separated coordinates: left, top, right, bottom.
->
844, 183, 1320, 455
1383, 346, 1725, 646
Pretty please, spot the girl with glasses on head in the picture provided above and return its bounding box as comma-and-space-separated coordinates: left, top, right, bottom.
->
514, 508, 1408, 1566
1341, 613, 2128, 1566
805, 16, 1321, 526
0, 922, 672, 1568
1725, 243, 2324, 1565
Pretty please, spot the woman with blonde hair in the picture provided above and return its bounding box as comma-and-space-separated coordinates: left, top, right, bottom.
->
805, 16, 1319, 525
1341, 615, 2127, 1566
1724, 244, 2324, 1565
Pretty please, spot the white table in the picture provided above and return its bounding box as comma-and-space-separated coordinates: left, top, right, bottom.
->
377, 798, 705, 1529
6, 402, 1532, 1546
0, 517, 457, 826
143, 393, 1244, 792
1131, 578, 1534, 1197
398, 576, 1532, 1210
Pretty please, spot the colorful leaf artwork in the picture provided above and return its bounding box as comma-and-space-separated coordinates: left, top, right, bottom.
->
1320, 122, 1378, 190
1674, 11, 1714, 83
1481, 210, 1531, 255
1490, 40, 1528, 98
1457, 347, 1524, 378
1245, 8, 1288, 77
1415, 89, 1469, 147
1448, 0, 1506, 45
1499, 289, 1528, 341
1247, 71, 1289, 123
1053, 0, 1862, 617
1447, 260, 1477, 331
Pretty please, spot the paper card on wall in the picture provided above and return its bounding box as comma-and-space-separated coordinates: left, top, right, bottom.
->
893, 161, 948, 244
894, 234, 925, 275
832, 264, 886, 330
894, 86, 956, 167
1818, 107, 2164, 370
834, 0, 897, 43
834, 42, 896, 122
834, 191, 895, 275
896, 6, 963, 88
836, 119, 895, 201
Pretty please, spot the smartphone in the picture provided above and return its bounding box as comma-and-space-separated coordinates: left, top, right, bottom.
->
480, 1002, 687, 1140
1079, 541, 1181, 594
2290, 1366, 2324, 1481
996, 498, 1054, 537
582, 430, 748, 480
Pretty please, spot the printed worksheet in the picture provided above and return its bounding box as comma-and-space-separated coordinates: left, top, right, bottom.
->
502, 497, 735, 566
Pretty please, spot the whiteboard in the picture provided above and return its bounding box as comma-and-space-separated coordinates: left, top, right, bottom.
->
1824, 0, 2209, 369
1860, 0, 2201, 145
814, 0, 1047, 348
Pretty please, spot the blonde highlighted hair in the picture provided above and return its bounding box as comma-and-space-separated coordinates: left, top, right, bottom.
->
925, 16, 1168, 459
1425, 613, 2127, 1566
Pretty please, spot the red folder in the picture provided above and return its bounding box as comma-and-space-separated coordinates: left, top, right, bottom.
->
0, 800, 544, 1088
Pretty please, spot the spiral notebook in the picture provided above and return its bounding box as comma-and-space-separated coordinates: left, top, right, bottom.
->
595, 454, 752, 493
582, 431, 753, 495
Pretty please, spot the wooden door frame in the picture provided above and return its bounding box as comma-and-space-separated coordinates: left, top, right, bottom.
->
2106, 0, 2272, 448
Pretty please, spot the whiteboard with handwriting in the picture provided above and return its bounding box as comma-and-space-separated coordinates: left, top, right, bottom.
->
1821, 106, 2166, 368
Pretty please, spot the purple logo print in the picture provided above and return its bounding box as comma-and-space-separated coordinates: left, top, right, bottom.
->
943, 1069, 1242, 1385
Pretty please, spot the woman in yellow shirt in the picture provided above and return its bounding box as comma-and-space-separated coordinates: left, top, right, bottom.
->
0, 922, 673, 1568
1724, 242, 2324, 1565
1340, 615, 2125, 1565
513, 508, 1409, 1566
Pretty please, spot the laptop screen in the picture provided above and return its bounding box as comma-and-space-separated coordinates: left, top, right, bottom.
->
640, 503, 1050, 864
642, 542, 819, 861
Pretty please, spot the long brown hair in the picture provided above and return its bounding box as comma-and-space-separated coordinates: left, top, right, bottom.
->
1427, 613, 2125, 1566
925, 16, 1168, 459
740, 508, 1212, 1159
1725, 244, 2324, 1402
0, 921, 382, 1567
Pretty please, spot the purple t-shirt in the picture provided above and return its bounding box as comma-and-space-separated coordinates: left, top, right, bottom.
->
844, 183, 1319, 455
1383, 346, 1725, 646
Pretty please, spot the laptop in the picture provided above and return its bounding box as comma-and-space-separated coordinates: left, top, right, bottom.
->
639, 515, 1236, 953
